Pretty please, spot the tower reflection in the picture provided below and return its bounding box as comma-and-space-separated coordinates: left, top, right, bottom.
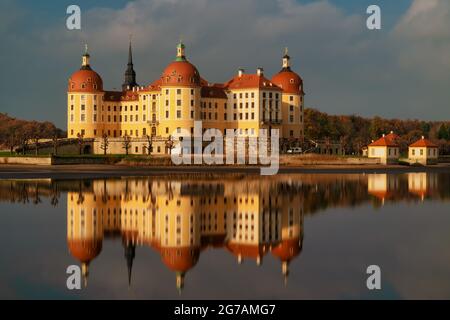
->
66, 178, 304, 291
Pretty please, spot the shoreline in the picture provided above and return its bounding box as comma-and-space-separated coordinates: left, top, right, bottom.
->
0, 163, 449, 180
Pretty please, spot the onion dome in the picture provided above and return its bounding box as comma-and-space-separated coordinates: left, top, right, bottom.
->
271, 238, 302, 262
161, 246, 200, 293
161, 247, 200, 273
67, 238, 103, 288
271, 48, 303, 95
271, 237, 302, 286
68, 45, 103, 93
161, 41, 201, 87
68, 238, 103, 263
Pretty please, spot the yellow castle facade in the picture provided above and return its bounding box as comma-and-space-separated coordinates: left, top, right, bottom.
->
67, 42, 305, 154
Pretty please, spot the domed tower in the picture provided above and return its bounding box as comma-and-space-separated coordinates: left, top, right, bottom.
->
67, 189, 104, 287
67, 45, 104, 139
158, 41, 201, 141
271, 48, 305, 143
271, 204, 304, 286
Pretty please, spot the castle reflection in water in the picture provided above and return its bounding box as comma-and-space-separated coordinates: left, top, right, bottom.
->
67, 177, 304, 291
0, 172, 448, 292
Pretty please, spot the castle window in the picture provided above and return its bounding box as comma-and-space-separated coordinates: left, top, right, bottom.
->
224, 113, 227, 121
70, 105, 74, 111
94, 130, 97, 136
177, 99, 182, 107
166, 111, 169, 118
251, 92, 255, 98
251, 113, 254, 120
93, 114, 97, 122
136, 115, 139, 122
190, 111, 194, 119
166, 127, 169, 134
191, 100, 194, 107
81, 104, 85, 111
290, 105, 294, 112
108, 106, 111, 111
70, 114, 74, 122
136, 105, 138, 111
71, 129, 74, 135
143, 115, 146, 121
130, 105, 133, 111
191, 89, 194, 95
177, 89, 182, 95
71, 95, 74, 100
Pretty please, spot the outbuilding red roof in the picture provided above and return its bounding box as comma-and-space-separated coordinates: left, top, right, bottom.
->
368, 136, 399, 147
409, 137, 438, 148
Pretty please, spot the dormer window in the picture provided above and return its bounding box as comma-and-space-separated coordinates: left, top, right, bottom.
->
71, 83, 75, 89
81, 83, 86, 89
290, 79, 295, 84
87, 77, 92, 83
93, 84, 97, 89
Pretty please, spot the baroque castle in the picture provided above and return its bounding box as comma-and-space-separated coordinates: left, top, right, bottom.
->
67, 41, 305, 154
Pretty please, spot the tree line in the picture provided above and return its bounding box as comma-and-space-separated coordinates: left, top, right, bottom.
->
0, 113, 65, 153
304, 108, 450, 155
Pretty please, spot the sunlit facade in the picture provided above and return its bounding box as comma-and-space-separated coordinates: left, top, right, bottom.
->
67, 42, 305, 154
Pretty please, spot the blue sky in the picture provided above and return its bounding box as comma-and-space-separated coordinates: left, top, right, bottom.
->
1, 0, 449, 128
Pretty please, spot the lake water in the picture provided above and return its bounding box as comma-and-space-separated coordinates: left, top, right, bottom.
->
0, 172, 449, 299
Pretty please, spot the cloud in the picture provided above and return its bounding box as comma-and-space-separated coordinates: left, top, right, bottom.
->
392, 0, 450, 78
0, 0, 449, 127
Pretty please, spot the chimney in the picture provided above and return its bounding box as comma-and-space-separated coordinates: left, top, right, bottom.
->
238, 68, 244, 77
257, 67, 264, 76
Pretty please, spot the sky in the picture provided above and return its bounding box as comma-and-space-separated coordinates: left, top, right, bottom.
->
0, 0, 449, 129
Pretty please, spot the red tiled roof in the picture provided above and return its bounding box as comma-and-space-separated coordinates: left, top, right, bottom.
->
368, 136, 399, 147
409, 137, 438, 148
225, 74, 282, 91
201, 85, 227, 99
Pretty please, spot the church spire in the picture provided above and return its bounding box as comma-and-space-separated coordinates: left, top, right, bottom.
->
124, 242, 136, 287
122, 36, 138, 91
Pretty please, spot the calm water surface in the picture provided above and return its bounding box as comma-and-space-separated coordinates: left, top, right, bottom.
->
0, 172, 449, 299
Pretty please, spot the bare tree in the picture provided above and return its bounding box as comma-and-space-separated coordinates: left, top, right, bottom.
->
77, 132, 84, 155
19, 134, 29, 155
7, 127, 17, 155
145, 134, 154, 155
33, 136, 40, 156
52, 135, 59, 155
100, 133, 109, 155
122, 134, 132, 155
165, 135, 175, 155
